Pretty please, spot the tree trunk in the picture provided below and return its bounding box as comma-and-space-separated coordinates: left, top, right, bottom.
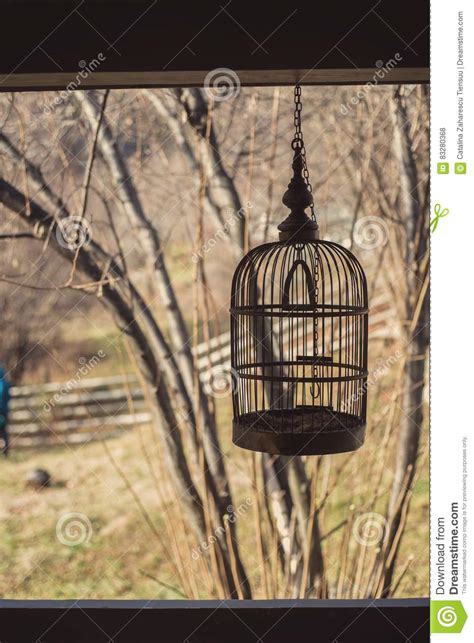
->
0, 178, 207, 539
383, 86, 429, 595
0, 177, 251, 598
167, 87, 326, 594
73, 92, 231, 512
173, 88, 246, 254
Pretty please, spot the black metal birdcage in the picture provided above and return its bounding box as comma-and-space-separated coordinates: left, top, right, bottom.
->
230, 87, 368, 456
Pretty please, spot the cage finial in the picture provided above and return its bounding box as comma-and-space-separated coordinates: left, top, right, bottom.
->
278, 149, 319, 242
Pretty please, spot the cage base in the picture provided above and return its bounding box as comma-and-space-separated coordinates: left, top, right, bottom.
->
233, 407, 365, 456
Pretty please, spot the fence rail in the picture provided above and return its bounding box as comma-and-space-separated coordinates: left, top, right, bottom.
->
8, 293, 396, 450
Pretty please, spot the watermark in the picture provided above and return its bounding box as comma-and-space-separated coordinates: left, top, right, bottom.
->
42, 55, 106, 114
204, 365, 239, 398
430, 601, 468, 633
341, 350, 402, 412
56, 512, 93, 546
430, 203, 450, 233
43, 351, 106, 412
191, 498, 253, 560
352, 512, 387, 547
203, 68, 241, 102
340, 55, 403, 115
55, 216, 92, 250
353, 215, 390, 250
192, 203, 252, 263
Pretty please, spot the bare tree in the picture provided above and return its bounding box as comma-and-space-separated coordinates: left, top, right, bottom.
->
155, 87, 325, 594
382, 86, 429, 594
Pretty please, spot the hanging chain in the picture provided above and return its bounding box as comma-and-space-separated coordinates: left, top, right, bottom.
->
292, 85, 316, 222
292, 85, 320, 399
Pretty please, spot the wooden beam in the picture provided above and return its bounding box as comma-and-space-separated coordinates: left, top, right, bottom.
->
0, 599, 429, 642
0, 1, 429, 91
0, 68, 429, 92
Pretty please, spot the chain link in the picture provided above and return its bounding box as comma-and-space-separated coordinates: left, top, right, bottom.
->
292, 85, 320, 399
292, 85, 315, 221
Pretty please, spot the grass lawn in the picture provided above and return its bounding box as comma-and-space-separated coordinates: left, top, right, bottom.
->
0, 428, 178, 599
0, 413, 428, 599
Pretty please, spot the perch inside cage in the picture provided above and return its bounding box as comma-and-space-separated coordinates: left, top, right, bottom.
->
230, 87, 368, 456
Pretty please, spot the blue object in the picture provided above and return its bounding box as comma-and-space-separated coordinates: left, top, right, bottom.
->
0, 367, 11, 429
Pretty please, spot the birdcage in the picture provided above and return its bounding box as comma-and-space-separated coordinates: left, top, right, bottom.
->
230, 87, 368, 456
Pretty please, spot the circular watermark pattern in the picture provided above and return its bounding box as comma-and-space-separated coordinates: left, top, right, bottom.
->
437, 606, 457, 628
56, 512, 92, 546
203, 68, 241, 102
55, 216, 92, 250
204, 365, 239, 398
353, 216, 389, 250
352, 512, 387, 547
375, 59, 384, 68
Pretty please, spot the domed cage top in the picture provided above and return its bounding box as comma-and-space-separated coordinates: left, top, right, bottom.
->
230, 239, 368, 456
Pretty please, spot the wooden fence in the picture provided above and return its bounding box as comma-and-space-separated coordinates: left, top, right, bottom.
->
8, 293, 396, 450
